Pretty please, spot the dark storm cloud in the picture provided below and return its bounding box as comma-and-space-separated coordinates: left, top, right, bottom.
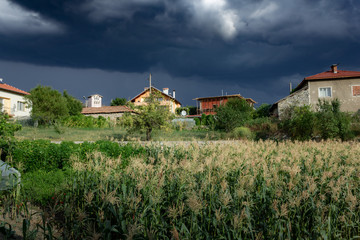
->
1, 0, 360, 105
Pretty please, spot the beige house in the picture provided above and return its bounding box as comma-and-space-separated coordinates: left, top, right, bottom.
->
130, 87, 181, 113
272, 65, 360, 119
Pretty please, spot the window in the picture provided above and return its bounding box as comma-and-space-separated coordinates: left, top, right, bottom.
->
17, 101, 25, 111
318, 87, 332, 98
352, 86, 360, 96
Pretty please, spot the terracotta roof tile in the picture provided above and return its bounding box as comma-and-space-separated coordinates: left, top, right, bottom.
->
304, 70, 360, 80
81, 106, 135, 114
294, 69, 360, 91
0, 83, 29, 95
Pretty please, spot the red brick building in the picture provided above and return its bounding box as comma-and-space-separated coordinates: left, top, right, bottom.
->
194, 94, 256, 115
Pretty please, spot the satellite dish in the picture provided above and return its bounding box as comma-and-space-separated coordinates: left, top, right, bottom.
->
181, 110, 187, 116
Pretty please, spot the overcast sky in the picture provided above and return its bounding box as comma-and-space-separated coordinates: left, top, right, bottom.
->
1, 0, 360, 106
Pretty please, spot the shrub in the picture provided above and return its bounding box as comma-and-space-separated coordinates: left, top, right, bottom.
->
61, 115, 110, 128
21, 169, 72, 205
315, 99, 352, 140
0, 113, 21, 138
284, 105, 315, 141
216, 98, 254, 132
246, 117, 278, 140
232, 126, 253, 139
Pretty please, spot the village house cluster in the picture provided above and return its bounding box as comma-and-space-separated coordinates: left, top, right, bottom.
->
1, 64, 360, 120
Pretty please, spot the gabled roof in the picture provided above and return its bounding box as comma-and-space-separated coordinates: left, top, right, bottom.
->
0, 83, 29, 95
194, 94, 257, 104
294, 69, 360, 91
88, 94, 103, 98
130, 86, 182, 105
81, 106, 135, 114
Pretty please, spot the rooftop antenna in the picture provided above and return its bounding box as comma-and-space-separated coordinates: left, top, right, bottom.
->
222, 89, 223, 96
0, 78, 3, 83
149, 73, 152, 94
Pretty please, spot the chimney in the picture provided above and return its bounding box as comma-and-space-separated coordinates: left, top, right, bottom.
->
0, 78, 3, 83
331, 64, 338, 73
172, 90, 176, 99
163, 88, 169, 95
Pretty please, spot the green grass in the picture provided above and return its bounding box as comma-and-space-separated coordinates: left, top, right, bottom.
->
15, 126, 228, 141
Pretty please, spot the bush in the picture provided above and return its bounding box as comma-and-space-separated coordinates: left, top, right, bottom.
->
21, 169, 72, 205
246, 117, 278, 140
232, 126, 253, 139
216, 98, 254, 132
282, 105, 315, 141
0, 140, 146, 174
0, 113, 21, 138
315, 99, 352, 140
61, 115, 110, 128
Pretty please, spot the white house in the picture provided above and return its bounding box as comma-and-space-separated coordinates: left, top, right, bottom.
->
86, 94, 103, 107
0, 80, 31, 119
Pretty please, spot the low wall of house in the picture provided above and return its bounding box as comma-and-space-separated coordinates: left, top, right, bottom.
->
278, 86, 309, 119
83, 113, 125, 120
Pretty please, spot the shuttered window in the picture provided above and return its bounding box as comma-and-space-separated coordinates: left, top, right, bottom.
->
353, 86, 360, 96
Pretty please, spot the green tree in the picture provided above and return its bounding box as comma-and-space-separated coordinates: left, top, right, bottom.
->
254, 103, 271, 118
111, 98, 127, 106
215, 98, 254, 132
25, 85, 69, 125
315, 99, 352, 140
124, 93, 173, 140
63, 90, 82, 116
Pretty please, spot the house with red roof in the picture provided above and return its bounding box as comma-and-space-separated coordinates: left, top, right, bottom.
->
271, 64, 360, 119
0, 80, 31, 119
194, 94, 256, 116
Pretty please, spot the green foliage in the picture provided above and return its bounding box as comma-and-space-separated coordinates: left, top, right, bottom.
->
124, 92, 173, 140
25, 85, 69, 125
279, 100, 353, 141
246, 117, 278, 140
61, 115, 110, 128
63, 90, 82, 116
175, 107, 189, 115
0, 112, 21, 138
200, 114, 216, 129
194, 118, 201, 126
21, 169, 72, 205
282, 105, 316, 141
215, 98, 254, 132
110, 97, 127, 106
315, 99, 352, 140
254, 103, 271, 118
232, 126, 253, 139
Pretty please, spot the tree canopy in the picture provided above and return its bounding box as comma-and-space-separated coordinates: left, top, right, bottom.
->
111, 98, 127, 106
63, 90, 83, 116
25, 85, 82, 125
215, 98, 254, 132
123, 93, 173, 140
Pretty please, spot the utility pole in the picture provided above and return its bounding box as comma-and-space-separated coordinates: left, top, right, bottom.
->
149, 73, 152, 94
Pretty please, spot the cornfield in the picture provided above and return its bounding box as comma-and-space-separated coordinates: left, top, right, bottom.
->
3, 140, 360, 239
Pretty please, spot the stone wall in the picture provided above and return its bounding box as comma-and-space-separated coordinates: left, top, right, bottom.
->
278, 86, 309, 119
83, 112, 125, 120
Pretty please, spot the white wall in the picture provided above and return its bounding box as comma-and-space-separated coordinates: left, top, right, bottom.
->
87, 94, 102, 107
0, 90, 31, 119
